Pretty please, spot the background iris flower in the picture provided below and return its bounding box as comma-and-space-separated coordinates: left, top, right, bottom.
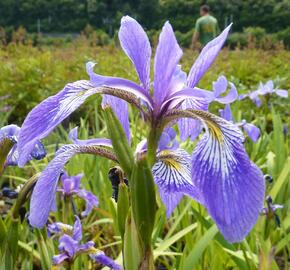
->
51, 216, 121, 269
18, 16, 265, 243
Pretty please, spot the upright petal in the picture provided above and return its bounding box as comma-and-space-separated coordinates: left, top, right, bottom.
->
152, 149, 202, 216
154, 22, 183, 108
219, 104, 233, 121
215, 82, 238, 104
102, 95, 131, 143
213, 76, 228, 97
119, 16, 151, 91
29, 143, 116, 228
72, 216, 82, 242
189, 112, 265, 242
187, 24, 232, 88
87, 62, 153, 107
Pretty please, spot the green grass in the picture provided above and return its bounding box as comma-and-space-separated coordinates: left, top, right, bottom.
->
0, 43, 289, 269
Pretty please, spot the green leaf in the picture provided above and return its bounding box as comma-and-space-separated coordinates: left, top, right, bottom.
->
117, 182, 130, 239
181, 225, 218, 270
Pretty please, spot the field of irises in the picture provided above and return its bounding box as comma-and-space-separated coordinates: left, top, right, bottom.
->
0, 17, 290, 270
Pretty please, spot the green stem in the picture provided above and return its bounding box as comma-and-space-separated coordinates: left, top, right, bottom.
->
147, 126, 161, 168
12, 174, 39, 220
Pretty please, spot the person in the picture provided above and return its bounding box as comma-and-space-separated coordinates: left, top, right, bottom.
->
191, 5, 220, 49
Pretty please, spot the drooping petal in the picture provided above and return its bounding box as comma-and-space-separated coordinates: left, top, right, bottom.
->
90, 251, 122, 270
154, 22, 183, 108
69, 127, 112, 147
119, 16, 151, 91
215, 82, 238, 104
72, 216, 82, 242
47, 222, 73, 237
188, 112, 265, 242
187, 24, 232, 88
17, 80, 96, 167
275, 89, 288, 98
0, 124, 20, 139
241, 122, 260, 142
29, 143, 116, 228
52, 253, 69, 265
152, 149, 202, 217
77, 189, 99, 217
102, 95, 131, 143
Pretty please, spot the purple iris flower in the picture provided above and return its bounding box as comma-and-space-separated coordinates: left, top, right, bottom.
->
261, 196, 283, 227
219, 104, 260, 142
52, 216, 120, 269
18, 16, 265, 243
0, 124, 46, 167
239, 80, 288, 107
57, 171, 99, 217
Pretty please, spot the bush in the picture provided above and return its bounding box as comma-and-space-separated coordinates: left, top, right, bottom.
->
175, 30, 193, 48
276, 27, 290, 48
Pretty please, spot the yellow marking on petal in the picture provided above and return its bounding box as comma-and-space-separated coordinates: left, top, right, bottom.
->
157, 150, 182, 171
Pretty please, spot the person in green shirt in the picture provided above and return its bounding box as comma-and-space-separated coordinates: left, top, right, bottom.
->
191, 5, 220, 49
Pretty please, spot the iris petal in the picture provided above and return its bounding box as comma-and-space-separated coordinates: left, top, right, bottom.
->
190, 112, 265, 242
154, 22, 183, 108
29, 143, 116, 228
119, 16, 151, 91
187, 24, 232, 88
18, 80, 97, 166
152, 149, 202, 217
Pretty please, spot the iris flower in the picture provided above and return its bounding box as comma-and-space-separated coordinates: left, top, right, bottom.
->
219, 104, 260, 142
51, 216, 121, 269
0, 124, 46, 167
18, 16, 265, 243
240, 80, 288, 107
57, 171, 99, 217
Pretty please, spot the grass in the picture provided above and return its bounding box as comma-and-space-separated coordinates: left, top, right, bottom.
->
0, 42, 289, 269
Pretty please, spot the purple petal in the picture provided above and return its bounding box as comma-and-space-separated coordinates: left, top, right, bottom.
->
72, 216, 82, 242
191, 115, 265, 242
77, 241, 95, 252
152, 149, 203, 217
275, 89, 288, 98
159, 190, 184, 217
90, 251, 122, 270
60, 173, 83, 195
178, 98, 206, 141
58, 234, 78, 257
29, 143, 109, 228
167, 65, 187, 97
213, 76, 228, 97
158, 128, 178, 151
154, 22, 183, 108
242, 122, 260, 142
47, 222, 73, 237
187, 24, 232, 88
102, 95, 131, 143
215, 82, 238, 104
0, 124, 20, 139
87, 62, 153, 108
119, 16, 151, 91
30, 140, 46, 160
69, 127, 112, 147
52, 253, 69, 265
77, 189, 99, 217
17, 80, 96, 167
219, 104, 233, 122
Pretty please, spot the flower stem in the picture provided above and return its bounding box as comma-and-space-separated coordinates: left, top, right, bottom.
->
147, 126, 162, 167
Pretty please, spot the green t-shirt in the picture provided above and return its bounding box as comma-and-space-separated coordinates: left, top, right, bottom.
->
195, 15, 219, 46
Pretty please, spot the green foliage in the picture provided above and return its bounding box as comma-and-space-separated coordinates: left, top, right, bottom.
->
0, 45, 289, 269
276, 26, 290, 48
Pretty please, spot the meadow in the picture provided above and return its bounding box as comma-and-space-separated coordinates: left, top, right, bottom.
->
0, 40, 289, 270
